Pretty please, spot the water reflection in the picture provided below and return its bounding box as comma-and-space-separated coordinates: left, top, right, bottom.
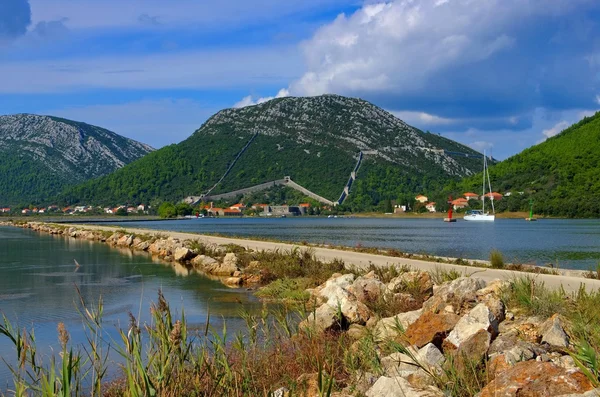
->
0, 226, 263, 388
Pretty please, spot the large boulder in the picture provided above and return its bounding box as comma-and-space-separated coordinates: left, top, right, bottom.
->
299, 304, 341, 332
488, 330, 539, 366
148, 239, 172, 256
444, 303, 499, 350
348, 276, 387, 303
223, 253, 239, 268
451, 329, 491, 373
191, 255, 218, 267
388, 271, 434, 298
405, 311, 460, 349
365, 376, 444, 397
423, 277, 486, 314
479, 361, 594, 397
205, 261, 240, 276
116, 234, 134, 247
316, 274, 371, 324
135, 240, 151, 251
380, 344, 445, 378
173, 247, 194, 262
373, 309, 422, 341
541, 314, 570, 347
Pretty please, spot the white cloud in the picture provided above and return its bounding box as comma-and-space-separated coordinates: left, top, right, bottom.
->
287, 0, 600, 121
469, 141, 494, 153
391, 110, 455, 126
43, 98, 215, 147
541, 121, 569, 139
596, 95, 600, 105
290, 0, 529, 96
233, 88, 290, 108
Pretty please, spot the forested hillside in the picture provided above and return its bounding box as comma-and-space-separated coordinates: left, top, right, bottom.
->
453, 112, 600, 217
62, 95, 484, 209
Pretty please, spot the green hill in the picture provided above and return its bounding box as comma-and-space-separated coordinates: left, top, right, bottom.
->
62, 95, 484, 209
453, 112, 600, 217
0, 114, 153, 205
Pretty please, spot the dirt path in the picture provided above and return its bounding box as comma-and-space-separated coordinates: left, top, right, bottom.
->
73, 224, 600, 294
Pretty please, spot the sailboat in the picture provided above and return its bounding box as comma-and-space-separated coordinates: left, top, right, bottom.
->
464, 150, 495, 222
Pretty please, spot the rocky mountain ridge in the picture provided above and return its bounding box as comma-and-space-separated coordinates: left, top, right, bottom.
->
202, 95, 478, 178
64, 95, 484, 207
0, 114, 153, 204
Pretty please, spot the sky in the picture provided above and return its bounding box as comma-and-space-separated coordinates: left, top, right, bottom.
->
1, 0, 599, 159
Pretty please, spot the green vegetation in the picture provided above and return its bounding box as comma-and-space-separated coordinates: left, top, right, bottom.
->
489, 249, 505, 269
61, 95, 482, 209
451, 111, 600, 218
0, 114, 151, 205
0, 151, 70, 205
158, 202, 177, 218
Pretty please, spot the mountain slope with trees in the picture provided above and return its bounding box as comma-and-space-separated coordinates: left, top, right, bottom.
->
63, 95, 484, 209
0, 114, 153, 204
452, 112, 600, 217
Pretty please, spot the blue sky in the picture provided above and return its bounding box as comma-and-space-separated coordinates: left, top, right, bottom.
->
1, 0, 599, 159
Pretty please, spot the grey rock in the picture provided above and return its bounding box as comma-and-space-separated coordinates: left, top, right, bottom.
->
173, 247, 194, 262
541, 315, 570, 347
373, 309, 423, 341
299, 304, 341, 332
365, 376, 444, 397
445, 303, 498, 349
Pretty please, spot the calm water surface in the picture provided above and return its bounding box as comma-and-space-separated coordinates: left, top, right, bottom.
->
0, 226, 263, 390
117, 217, 600, 270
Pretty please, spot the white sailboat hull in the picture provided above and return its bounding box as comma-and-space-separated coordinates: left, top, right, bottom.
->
464, 213, 496, 221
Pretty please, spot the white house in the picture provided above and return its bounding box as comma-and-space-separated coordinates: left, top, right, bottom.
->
425, 202, 437, 212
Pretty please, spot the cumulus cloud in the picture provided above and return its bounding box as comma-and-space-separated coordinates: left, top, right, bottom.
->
288, 0, 600, 130
391, 111, 454, 127
0, 0, 31, 40
541, 121, 570, 140
233, 88, 290, 108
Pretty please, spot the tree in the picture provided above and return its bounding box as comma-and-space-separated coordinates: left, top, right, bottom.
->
175, 202, 193, 216
158, 202, 177, 218
383, 199, 393, 213
115, 207, 128, 216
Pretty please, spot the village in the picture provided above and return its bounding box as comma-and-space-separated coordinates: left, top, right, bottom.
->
0, 190, 528, 218
408, 191, 525, 213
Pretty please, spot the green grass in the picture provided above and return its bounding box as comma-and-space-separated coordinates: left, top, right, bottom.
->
489, 249, 505, 269
255, 278, 313, 302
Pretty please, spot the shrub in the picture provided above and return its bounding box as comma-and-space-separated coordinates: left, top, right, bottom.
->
489, 249, 505, 269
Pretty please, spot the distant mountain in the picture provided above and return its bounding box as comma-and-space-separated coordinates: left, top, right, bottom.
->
63, 95, 484, 209
0, 114, 153, 205
454, 112, 600, 217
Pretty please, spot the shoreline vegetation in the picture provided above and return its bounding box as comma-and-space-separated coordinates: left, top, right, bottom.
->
2, 221, 600, 396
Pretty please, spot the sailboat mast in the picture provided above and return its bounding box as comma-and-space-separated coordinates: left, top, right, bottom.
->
486, 154, 495, 214
482, 150, 486, 213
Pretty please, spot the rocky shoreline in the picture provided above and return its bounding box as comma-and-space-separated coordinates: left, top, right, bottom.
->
3, 221, 258, 287
4, 221, 600, 396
